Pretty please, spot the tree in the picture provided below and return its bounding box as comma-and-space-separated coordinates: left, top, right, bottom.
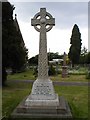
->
86, 52, 90, 64
48, 52, 63, 61
79, 46, 87, 64
68, 24, 82, 67
28, 55, 38, 65
81, 46, 87, 56
28, 52, 63, 65
2, 2, 28, 85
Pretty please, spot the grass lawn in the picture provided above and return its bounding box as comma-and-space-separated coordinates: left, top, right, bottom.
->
2, 82, 32, 118
7, 69, 35, 80
55, 86, 88, 118
50, 74, 88, 82
0, 88, 2, 120
2, 78, 88, 119
7, 69, 88, 82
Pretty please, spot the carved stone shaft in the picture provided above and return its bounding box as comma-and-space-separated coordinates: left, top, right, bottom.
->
38, 30, 48, 80
31, 8, 55, 81
25, 8, 59, 106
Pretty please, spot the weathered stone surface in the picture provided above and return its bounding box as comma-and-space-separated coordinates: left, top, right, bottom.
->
31, 8, 55, 80
11, 96, 72, 118
25, 80, 59, 106
11, 8, 72, 119
62, 52, 68, 78
25, 8, 59, 106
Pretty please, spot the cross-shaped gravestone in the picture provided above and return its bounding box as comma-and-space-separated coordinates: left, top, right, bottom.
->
11, 8, 72, 118
25, 8, 59, 106
31, 8, 55, 80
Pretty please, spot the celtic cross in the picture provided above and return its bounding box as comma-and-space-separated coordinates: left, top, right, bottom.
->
31, 8, 55, 80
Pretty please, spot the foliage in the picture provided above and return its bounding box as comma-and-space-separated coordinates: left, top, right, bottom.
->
86, 71, 90, 79
81, 46, 87, 56
80, 52, 90, 64
2, 67, 7, 86
32, 64, 56, 77
68, 70, 86, 75
28, 55, 38, 65
68, 24, 82, 66
2, 2, 28, 85
48, 52, 63, 61
48, 65, 56, 76
79, 46, 87, 64
28, 52, 63, 65
7, 68, 88, 82
33, 66, 38, 78
85, 52, 90, 64
68, 67, 88, 75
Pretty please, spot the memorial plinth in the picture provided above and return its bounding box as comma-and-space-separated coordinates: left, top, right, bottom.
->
25, 8, 59, 107
11, 8, 72, 119
12, 96, 72, 118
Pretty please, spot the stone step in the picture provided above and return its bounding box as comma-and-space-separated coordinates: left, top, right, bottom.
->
11, 96, 72, 118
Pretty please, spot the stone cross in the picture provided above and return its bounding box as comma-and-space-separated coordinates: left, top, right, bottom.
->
25, 8, 59, 106
13, 8, 72, 118
31, 8, 55, 81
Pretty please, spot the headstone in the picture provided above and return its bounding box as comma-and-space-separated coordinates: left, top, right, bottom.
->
25, 8, 59, 106
62, 52, 68, 77
11, 8, 72, 118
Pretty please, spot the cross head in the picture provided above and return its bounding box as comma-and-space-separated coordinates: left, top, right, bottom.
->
31, 8, 55, 32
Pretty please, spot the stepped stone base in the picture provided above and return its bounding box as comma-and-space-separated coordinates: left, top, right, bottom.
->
25, 94, 59, 106
11, 96, 72, 118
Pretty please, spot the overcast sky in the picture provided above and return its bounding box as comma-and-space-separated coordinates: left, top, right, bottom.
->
8, 0, 88, 58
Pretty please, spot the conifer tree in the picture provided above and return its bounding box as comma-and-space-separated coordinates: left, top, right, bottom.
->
68, 24, 82, 67
2, 2, 28, 85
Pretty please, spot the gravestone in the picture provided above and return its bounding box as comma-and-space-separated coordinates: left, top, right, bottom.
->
62, 52, 68, 78
11, 8, 72, 118
25, 8, 59, 106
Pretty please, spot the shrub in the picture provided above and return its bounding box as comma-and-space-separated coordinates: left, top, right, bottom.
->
86, 71, 90, 79
2, 67, 7, 86
33, 66, 38, 78
48, 65, 56, 76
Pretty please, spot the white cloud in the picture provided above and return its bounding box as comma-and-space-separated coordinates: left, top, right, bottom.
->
47, 28, 71, 54
8, 0, 89, 2
18, 20, 39, 58
12, 2, 88, 29
18, 20, 88, 58
9, 2, 88, 58
80, 28, 88, 49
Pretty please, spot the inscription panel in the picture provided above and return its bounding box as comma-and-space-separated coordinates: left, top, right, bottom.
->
33, 85, 51, 95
